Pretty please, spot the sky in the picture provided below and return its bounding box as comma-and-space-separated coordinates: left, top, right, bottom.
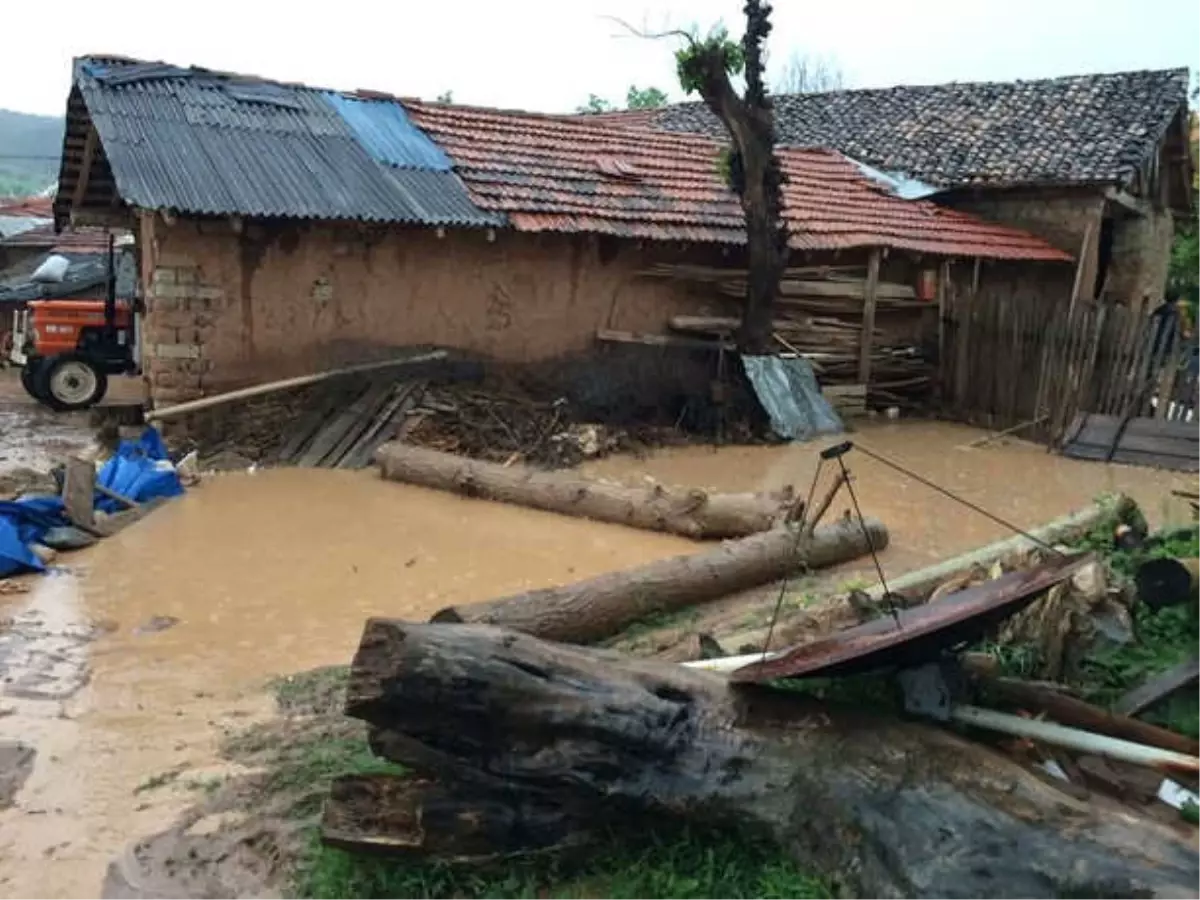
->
1, 0, 1197, 117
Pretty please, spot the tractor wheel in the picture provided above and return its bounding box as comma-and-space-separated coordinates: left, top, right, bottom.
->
37, 354, 109, 411
20, 360, 47, 402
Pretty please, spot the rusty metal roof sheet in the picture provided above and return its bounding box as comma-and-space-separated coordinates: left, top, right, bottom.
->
405, 100, 1073, 262
730, 554, 1091, 683
69, 58, 501, 227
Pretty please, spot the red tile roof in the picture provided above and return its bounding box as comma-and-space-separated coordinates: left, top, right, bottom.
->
0, 223, 118, 253
0, 197, 55, 219
404, 101, 1072, 263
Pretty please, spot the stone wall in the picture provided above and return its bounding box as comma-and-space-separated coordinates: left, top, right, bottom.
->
137, 218, 724, 407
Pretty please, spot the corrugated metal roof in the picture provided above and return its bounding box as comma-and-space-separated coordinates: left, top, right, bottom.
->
72, 58, 500, 227
322, 93, 452, 171
405, 100, 1074, 262
0, 216, 52, 239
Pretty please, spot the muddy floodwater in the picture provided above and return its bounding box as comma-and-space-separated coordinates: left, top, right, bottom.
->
586, 419, 1195, 577
0, 418, 1196, 898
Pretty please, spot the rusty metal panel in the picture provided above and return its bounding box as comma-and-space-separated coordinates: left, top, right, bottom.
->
730, 554, 1092, 683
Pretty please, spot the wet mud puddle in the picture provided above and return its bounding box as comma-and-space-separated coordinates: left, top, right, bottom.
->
0, 467, 693, 898
0, 423, 1194, 898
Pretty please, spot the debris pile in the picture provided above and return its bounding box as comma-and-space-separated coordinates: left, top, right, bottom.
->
404, 381, 693, 469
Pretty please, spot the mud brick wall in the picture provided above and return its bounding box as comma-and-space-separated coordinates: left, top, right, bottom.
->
945, 188, 1106, 260
137, 217, 725, 410
1106, 207, 1174, 310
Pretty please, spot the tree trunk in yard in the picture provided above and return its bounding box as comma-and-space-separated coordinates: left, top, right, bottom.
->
375, 442, 794, 540
681, 1, 789, 353
331, 621, 1198, 898
430, 517, 887, 644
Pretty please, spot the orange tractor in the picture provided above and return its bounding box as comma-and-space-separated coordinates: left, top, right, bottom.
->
9, 237, 139, 410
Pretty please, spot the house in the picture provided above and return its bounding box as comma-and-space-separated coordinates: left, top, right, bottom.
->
644, 69, 1194, 311
0, 197, 55, 269
50, 55, 1069, 415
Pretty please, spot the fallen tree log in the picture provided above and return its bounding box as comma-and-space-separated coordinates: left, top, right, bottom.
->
375, 442, 793, 540
335, 621, 1198, 897
710, 495, 1138, 655
431, 517, 887, 644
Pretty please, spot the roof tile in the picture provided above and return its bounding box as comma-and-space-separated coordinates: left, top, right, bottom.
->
405, 100, 1071, 262
647, 69, 1190, 188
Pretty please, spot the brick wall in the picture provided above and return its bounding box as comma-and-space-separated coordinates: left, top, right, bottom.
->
138, 219, 723, 407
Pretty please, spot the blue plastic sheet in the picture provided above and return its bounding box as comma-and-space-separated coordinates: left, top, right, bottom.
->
96, 427, 184, 512
0, 497, 63, 577
741, 355, 844, 442
0, 426, 182, 577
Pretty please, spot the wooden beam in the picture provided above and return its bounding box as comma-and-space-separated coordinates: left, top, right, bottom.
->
70, 126, 98, 212
1104, 188, 1153, 218
61, 457, 96, 531
857, 248, 881, 384
1114, 658, 1199, 717
1067, 221, 1095, 312
595, 329, 734, 351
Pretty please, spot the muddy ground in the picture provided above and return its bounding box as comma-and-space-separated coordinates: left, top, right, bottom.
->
0, 379, 1196, 897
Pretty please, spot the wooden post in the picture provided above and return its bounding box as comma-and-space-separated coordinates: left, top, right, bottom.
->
62, 457, 96, 531
954, 258, 981, 411
936, 259, 950, 400
857, 248, 881, 385
70, 126, 98, 212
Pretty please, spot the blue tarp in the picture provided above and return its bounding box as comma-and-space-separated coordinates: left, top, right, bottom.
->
742, 355, 844, 442
0, 426, 183, 578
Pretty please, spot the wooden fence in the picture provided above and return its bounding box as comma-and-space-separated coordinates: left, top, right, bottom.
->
942, 292, 1198, 446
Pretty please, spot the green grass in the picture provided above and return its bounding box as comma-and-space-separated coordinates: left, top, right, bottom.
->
300, 824, 831, 899
134, 768, 182, 794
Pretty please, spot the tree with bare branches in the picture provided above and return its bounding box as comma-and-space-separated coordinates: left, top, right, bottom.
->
773, 50, 847, 94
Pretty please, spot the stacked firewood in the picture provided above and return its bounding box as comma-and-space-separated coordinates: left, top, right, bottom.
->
644, 263, 936, 409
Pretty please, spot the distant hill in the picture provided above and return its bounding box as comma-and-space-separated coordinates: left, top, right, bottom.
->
0, 109, 64, 198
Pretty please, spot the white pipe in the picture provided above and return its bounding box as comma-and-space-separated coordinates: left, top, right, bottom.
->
682, 651, 782, 673
951, 705, 1200, 773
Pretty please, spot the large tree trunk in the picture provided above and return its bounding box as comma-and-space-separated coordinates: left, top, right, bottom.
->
431, 517, 887, 644
333, 621, 1198, 898
375, 442, 793, 540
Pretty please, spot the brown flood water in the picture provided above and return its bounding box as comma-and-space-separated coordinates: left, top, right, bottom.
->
0, 468, 694, 898
586, 419, 1197, 578
0, 420, 1195, 898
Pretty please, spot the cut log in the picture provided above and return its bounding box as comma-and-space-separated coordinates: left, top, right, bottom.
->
431, 517, 887, 644
340, 621, 1198, 898
376, 442, 794, 540
712, 495, 1138, 654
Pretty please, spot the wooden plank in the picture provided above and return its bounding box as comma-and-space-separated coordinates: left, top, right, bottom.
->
596, 329, 733, 351
62, 457, 96, 531
857, 249, 881, 385
777, 279, 915, 301
296, 384, 374, 468
274, 389, 349, 464
70, 126, 98, 210
146, 350, 449, 422
339, 382, 424, 470
92, 498, 167, 538
322, 382, 396, 468
1114, 658, 1200, 717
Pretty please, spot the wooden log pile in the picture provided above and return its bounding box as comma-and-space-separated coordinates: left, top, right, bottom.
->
642, 263, 936, 409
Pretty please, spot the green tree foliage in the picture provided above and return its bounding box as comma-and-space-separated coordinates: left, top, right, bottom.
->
1168, 105, 1198, 317
625, 85, 668, 109
435, 90, 454, 104
576, 86, 669, 115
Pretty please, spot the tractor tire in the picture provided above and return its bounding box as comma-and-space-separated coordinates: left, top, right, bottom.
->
20, 361, 47, 402
37, 354, 109, 411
